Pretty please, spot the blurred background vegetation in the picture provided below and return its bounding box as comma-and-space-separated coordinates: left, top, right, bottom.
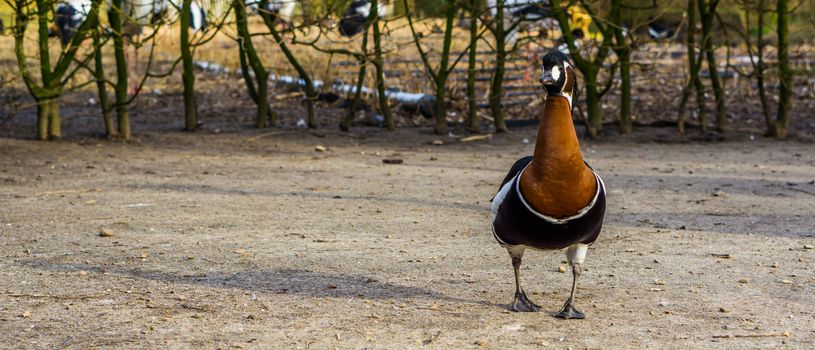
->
0, 0, 813, 141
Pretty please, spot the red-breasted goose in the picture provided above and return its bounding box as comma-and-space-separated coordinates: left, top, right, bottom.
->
491, 50, 606, 319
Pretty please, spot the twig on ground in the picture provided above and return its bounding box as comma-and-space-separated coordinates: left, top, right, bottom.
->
6, 293, 105, 300
787, 187, 815, 196
35, 189, 96, 197
712, 331, 790, 339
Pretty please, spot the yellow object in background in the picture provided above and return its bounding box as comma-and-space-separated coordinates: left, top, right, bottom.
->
0, 2, 13, 34
568, 6, 601, 41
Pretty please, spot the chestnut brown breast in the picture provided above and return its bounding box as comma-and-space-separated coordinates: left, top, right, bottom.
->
519, 96, 597, 219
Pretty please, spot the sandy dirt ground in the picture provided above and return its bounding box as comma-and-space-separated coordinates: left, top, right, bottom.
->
1, 128, 814, 349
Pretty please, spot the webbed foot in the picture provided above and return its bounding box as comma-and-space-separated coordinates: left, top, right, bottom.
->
554, 300, 585, 319
510, 291, 541, 312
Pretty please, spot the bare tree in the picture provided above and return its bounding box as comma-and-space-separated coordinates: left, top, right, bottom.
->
371, 0, 394, 130
259, 0, 318, 128
404, 0, 462, 135
726, 0, 773, 135
775, 0, 791, 139
91, 32, 115, 137
550, 0, 615, 137
487, 0, 509, 132
677, 0, 708, 134
697, 0, 726, 131
180, 0, 198, 130
465, 0, 480, 132
234, 0, 275, 128
12, 0, 102, 140
608, 0, 654, 133
608, 0, 631, 133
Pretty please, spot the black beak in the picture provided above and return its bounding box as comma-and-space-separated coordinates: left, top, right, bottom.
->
540, 71, 555, 85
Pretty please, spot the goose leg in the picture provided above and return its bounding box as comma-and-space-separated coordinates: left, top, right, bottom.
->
556, 244, 589, 319
508, 247, 540, 312
555, 263, 585, 319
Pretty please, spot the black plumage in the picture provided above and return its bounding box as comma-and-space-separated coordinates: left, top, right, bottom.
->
54, 4, 85, 46
338, 0, 369, 37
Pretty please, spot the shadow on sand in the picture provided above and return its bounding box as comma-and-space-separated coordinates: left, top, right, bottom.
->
21, 259, 502, 308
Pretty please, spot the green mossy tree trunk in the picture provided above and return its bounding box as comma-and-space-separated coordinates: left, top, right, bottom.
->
677, 0, 707, 134
489, 0, 507, 132
698, 0, 725, 132
371, 3, 394, 131
92, 34, 116, 138
108, 0, 131, 139
466, 0, 479, 132
36, 0, 57, 139
404, 0, 459, 135
550, 0, 612, 138
180, 0, 199, 131
234, 0, 273, 128
755, 0, 773, 136
14, 0, 101, 140
37, 99, 61, 140
775, 0, 791, 139
431, 2, 456, 135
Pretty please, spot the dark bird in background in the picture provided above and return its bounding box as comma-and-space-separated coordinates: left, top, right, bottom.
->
54, 0, 92, 46
491, 50, 606, 319
647, 18, 673, 40
338, 0, 390, 37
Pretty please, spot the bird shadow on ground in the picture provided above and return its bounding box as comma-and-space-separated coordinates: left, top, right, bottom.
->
20, 259, 502, 308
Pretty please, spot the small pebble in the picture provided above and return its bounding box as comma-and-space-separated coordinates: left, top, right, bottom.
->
314, 145, 327, 152
739, 278, 749, 284
98, 229, 113, 237
781, 279, 792, 284
719, 307, 728, 313
804, 245, 813, 250
558, 265, 567, 273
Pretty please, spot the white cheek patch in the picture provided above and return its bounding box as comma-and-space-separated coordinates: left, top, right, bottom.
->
550, 65, 560, 82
